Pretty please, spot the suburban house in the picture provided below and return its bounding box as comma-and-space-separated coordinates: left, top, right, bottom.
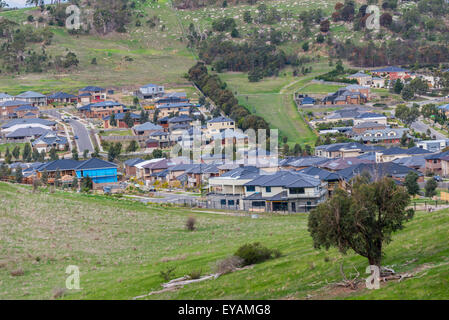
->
124, 158, 145, 177
299, 166, 343, 196
36, 158, 118, 186
371, 66, 411, 82
348, 72, 372, 86
424, 151, 449, 175
353, 112, 387, 126
134, 158, 172, 181
15, 91, 47, 107
184, 164, 220, 188
439, 156, 449, 177
337, 162, 423, 185
78, 86, 107, 103
132, 122, 163, 136
168, 115, 193, 130
210, 129, 248, 147
47, 92, 78, 104
352, 121, 387, 134
32, 131, 68, 152
279, 157, 328, 170
208, 166, 263, 210
317, 157, 374, 172
5, 127, 50, 142
79, 101, 127, 119
137, 84, 165, 100
103, 112, 140, 128
154, 92, 188, 105
322, 85, 370, 105
207, 116, 235, 135
376, 147, 432, 163
416, 140, 449, 153
13, 105, 39, 119
156, 102, 193, 118
1, 118, 56, 134
310, 107, 372, 126
1, 100, 33, 119
437, 104, 449, 117
242, 171, 327, 213
148, 130, 170, 148
353, 128, 409, 145
0, 93, 13, 103
315, 142, 384, 159
393, 156, 427, 173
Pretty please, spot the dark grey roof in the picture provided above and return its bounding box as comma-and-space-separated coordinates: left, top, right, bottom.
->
381, 147, 432, 156
37, 158, 117, 172
280, 156, 328, 168
6, 127, 49, 138
337, 162, 421, 181
1, 118, 56, 129
299, 166, 342, 181
220, 166, 260, 179
245, 171, 321, 188
208, 116, 234, 123
124, 158, 145, 166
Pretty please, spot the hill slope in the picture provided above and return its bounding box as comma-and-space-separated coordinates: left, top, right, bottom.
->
0, 182, 448, 300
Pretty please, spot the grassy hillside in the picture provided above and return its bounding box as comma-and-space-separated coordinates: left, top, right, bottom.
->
0, 1, 196, 94
1, 182, 448, 300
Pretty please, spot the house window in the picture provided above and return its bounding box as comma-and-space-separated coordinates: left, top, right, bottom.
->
290, 187, 305, 194
252, 201, 265, 207
246, 186, 255, 192
228, 200, 235, 206
220, 199, 226, 206
266, 187, 271, 193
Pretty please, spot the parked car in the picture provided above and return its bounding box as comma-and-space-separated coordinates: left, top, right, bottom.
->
434, 175, 442, 182
74, 135, 79, 140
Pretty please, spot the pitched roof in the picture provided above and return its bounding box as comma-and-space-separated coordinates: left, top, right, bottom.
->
15, 91, 46, 99
0, 100, 30, 107
299, 166, 342, 181
338, 162, 421, 181
219, 166, 261, 179
76, 158, 117, 170
318, 157, 373, 171
133, 122, 163, 131
0, 93, 12, 99
1, 118, 55, 129
280, 156, 328, 168
141, 83, 161, 88
141, 159, 170, 170
168, 115, 193, 123
372, 66, 409, 73
79, 86, 105, 92
355, 112, 386, 119
14, 105, 38, 112
381, 146, 432, 156
124, 158, 145, 167
208, 116, 234, 123
47, 92, 77, 99
156, 102, 194, 109
32, 132, 68, 147
244, 171, 321, 188
6, 127, 49, 138
103, 112, 139, 121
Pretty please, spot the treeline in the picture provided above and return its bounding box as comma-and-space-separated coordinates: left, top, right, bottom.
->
188, 62, 269, 131
173, 0, 259, 9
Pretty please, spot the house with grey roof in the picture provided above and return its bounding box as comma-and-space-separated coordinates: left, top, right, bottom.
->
32, 131, 68, 153
241, 170, 327, 212
137, 83, 165, 99
315, 142, 385, 159
5, 127, 50, 141
15, 91, 47, 106
132, 122, 163, 136
353, 128, 409, 144
0, 93, 13, 103
376, 146, 433, 163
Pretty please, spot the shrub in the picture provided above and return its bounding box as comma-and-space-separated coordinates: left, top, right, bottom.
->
214, 256, 243, 274
234, 242, 280, 266
160, 266, 176, 282
185, 217, 196, 231
188, 269, 202, 280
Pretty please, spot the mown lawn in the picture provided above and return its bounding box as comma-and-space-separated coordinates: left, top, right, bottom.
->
1, 182, 448, 300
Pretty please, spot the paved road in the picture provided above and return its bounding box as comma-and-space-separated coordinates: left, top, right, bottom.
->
70, 119, 94, 153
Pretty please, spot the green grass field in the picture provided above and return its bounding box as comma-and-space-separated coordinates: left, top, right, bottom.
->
1, 182, 448, 300
219, 62, 336, 146
0, 142, 26, 155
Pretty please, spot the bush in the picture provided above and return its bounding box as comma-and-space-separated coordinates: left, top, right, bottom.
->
214, 256, 243, 274
188, 269, 202, 280
234, 242, 281, 266
160, 266, 176, 282
185, 217, 196, 231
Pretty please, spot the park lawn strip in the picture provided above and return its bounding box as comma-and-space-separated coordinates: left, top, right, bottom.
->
1, 182, 449, 300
